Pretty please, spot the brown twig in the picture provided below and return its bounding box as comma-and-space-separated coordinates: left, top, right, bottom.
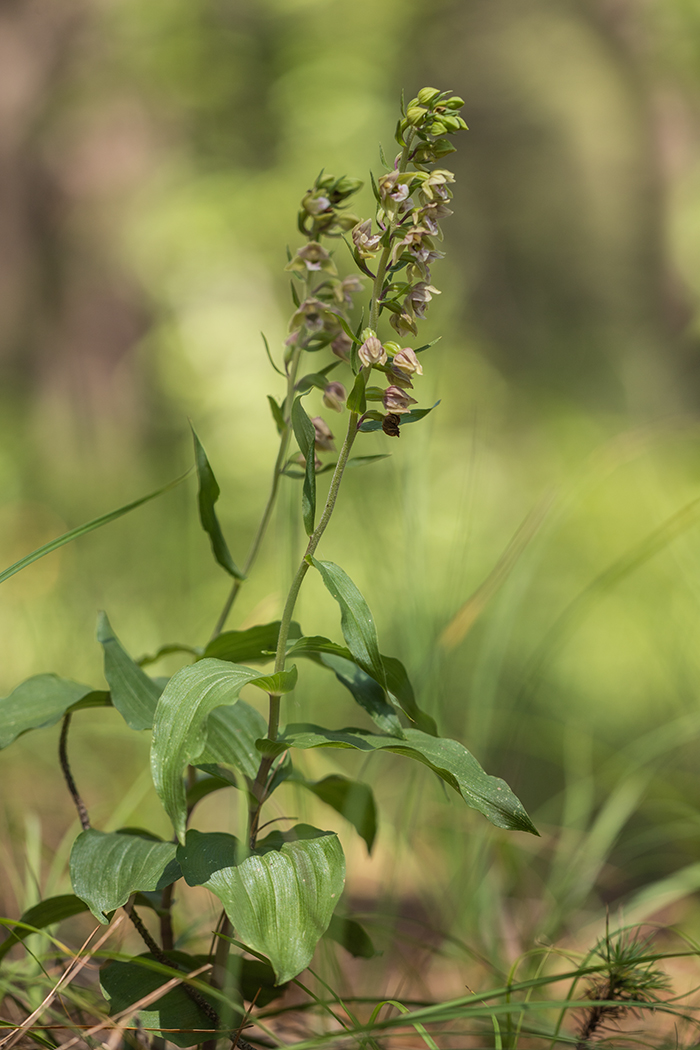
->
58, 714, 90, 831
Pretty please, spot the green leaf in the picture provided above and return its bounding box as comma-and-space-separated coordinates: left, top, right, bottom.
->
258, 725, 538, 835
325, 914, 377, 958
346, 454, 391, 469
151, 659, 267, 842
383, 655, 438, 736
0, 470, 191, 586
286, 636, 402, 734
359, 400, 441, 432
291, 396, 316, 535
101, 952, 225, 1046
204, 620, 302, 664
0, 894, 89, 961
288, 635, 435, 736
262, 332, 285, 377
346, 372, 367, 415
322, 653, 404, 736
138, 643, 202, 667
249, 665, 298, 696
70, 829, 180, 922
310, 559, 387, 689
97, 612, 162, 731
199, 700, 267, 780
294, 774, 377, 852
191, 424, 245, 580
186, 772, 236, 810
177, 826, 345, 984
267, 395, 285, 434
0, 675, 98, 749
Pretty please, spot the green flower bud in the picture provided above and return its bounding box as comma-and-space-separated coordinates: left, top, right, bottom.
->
406, 106, 428, 126
445, 96, 466, 110
417, 87, 442, 106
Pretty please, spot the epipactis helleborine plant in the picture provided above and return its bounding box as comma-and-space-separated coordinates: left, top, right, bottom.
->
0, 87, 537, 1047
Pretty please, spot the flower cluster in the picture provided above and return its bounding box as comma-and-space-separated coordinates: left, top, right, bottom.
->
280, 89, 465, 465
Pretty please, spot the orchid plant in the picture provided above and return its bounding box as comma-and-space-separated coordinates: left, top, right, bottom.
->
0, 88, 537, 1047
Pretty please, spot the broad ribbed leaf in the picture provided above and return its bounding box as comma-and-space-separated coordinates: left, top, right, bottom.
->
0, 894, 89, 961
0, 675, 96, 749
191, 425, 245, 580
204, 621, 302, 664
97, 613, 162, 730
322, 653, 403, 736
325, 914, 377, 958
177, 826, 345, 984
258, 725, 537, 835
0, 471, 191, 586
295, 774, 377, 852
200, 701, 267, 780
151, 660, 265, 842
310, 559, 386, 688
101, 952, 225, 1046
70, 830, 180, 922
291, 396, 316, 535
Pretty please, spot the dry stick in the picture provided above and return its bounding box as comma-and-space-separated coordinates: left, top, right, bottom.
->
0, 916, 124, 1050
58, 714, 90, 831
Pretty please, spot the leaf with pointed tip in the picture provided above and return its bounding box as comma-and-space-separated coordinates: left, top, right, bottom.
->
383, 656, 438, 736
294, 774, 377, 852
291, 397, 316, 535
0, 895, 89, 961
101, 951, 225, 1046
0, 675, 98, 749
310, 559, 386, 689
177, 826, 345, 984
0, 471, 191, 586
325, 914, 377, 958
97, 612, 162, 730
191, 424, 245, 580
287, 636, 436, 735
267, 395, 285, 434
199, 700, 267, 780
70, 829, 180, 922
151, 659, 267, 842
204, 620, 302, 664
257, 725, 538, 835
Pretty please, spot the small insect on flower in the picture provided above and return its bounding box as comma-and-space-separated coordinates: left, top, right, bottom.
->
382, 413, 401, 437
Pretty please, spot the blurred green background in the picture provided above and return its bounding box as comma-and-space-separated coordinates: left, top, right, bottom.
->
4, 0, 700, 981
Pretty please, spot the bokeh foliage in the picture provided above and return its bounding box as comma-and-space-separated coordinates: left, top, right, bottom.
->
3, 0, 700, 989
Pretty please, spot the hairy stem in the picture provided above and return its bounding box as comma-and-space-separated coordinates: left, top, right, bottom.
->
248, 408, 360, 843
369, 130, 415, 331
210, 343, 304, 640
58, 714, 90, 832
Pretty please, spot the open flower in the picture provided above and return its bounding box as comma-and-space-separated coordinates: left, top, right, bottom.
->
358, 334, 387, 367
406, 282, 440, 320
391, 347, 423, 377
352, 219, 382, 257
331, 331, 352, 360
383, 386, 417, 414
286, 241, 337, 274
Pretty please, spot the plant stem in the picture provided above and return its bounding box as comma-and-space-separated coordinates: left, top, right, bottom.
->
210, 344, 304, 641
58, 714, 90, 832
248, 407, 360, 844
369, 130, 414, 331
